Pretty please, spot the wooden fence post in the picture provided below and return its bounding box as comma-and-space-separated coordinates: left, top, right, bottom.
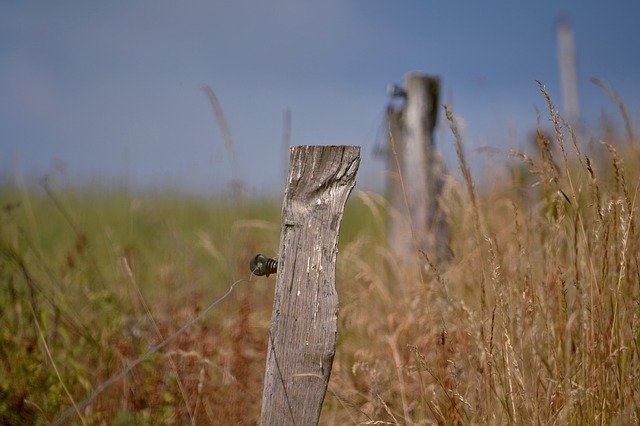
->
387, 72, 449, 263
260, 145, 360, 425
556, 18, 581, 129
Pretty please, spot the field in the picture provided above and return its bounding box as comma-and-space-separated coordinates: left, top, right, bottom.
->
1, 92, 639, 424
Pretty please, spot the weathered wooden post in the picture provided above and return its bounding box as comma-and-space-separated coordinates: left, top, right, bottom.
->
556, 18, 581, 129
387, 72, 449, 263
260, 145, 360, 425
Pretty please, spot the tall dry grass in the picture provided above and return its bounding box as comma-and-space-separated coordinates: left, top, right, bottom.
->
326, 83, 639, 424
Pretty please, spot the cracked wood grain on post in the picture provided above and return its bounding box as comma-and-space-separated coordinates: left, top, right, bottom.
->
260, 145, 360, 426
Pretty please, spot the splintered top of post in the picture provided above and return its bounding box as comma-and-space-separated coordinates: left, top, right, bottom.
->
285, 145, 360, 201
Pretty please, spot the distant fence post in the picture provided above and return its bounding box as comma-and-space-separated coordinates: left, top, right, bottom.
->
260, 145, 360, 425
387, 72, 449, 263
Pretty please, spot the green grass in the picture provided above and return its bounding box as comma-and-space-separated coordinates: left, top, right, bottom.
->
0, 183, 380, 424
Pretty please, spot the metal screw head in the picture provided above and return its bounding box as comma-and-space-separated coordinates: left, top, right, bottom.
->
250, 254, 278, 277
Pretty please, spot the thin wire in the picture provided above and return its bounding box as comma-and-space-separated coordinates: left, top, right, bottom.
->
52, 272, 256, 426
268, 332, 296, 425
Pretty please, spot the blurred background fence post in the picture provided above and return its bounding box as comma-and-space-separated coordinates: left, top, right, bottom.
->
386, 72, 450, 264
556, 18, 581, 131
260, 145, 360, 425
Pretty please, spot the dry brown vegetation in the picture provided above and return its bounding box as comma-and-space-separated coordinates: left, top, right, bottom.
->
328, 86, 639, 424
1, 86, 638, 424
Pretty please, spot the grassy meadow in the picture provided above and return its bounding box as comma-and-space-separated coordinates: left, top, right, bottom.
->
1, 91, 639, 424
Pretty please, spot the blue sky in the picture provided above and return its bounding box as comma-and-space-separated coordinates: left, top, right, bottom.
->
2, 1, 639, 195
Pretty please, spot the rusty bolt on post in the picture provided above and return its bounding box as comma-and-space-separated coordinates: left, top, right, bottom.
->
250, 254, 278, 277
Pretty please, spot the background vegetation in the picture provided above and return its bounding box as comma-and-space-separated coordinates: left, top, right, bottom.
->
1, 89, 638, 424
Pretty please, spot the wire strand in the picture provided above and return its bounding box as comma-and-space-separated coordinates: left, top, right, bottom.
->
52, 272, 255, 426
268, 332, 296, 425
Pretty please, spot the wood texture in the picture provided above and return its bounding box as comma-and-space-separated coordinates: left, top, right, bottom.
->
260, 145, 360, 425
